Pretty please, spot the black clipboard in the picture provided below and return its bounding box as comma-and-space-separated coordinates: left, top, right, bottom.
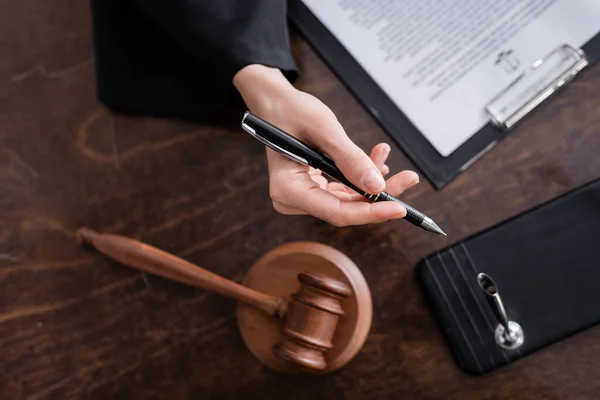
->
288, 1, 600, 189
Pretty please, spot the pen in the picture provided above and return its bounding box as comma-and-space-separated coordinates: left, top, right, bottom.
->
241, 111, 446, 235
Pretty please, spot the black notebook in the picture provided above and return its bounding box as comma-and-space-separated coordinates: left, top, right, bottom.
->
416, 178, 600, 374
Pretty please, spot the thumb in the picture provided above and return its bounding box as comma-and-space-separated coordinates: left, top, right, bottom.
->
306, 117, 385, 194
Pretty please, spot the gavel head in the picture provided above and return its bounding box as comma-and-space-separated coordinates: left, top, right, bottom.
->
273, 271, 352, 371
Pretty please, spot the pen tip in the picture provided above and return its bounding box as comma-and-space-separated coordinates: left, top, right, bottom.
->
422, 217, 446, 236
434, 227, 446, 236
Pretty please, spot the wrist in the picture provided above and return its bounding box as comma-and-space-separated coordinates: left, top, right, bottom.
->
233, 64, 295, 113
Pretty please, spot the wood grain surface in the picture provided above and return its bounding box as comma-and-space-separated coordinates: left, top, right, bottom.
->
2, 2, 600, 399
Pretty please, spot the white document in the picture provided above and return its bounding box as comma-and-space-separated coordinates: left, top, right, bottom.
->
301, 0, 600, 156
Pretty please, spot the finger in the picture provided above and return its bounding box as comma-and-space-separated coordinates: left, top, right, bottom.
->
384, 170, 420, 197
302, 114, 386, 194
328, 167, 417, 201
327, 189, 362, 202
312, 143, 390, 190
326, 181, 355, 194
311, 174, 329, 189
327, 182, 377, 201
369, 143, 391, 174
327, 184, 365, 202
293, 185, 406, 227
308, 167, 322, 177
272, 200, 306, 215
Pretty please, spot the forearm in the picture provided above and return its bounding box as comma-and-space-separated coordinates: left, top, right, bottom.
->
233, 64, 295, 114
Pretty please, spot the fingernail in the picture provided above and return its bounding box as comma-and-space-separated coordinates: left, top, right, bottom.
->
410, 172, 420, 185
362, 168, 386, 192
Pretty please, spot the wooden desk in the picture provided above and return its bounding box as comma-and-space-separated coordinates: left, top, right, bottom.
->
2, 2, 600, 399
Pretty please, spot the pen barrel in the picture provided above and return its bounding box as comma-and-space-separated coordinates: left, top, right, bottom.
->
320, 157, 425, 226
401, 205, 425, 226
241, 112, 435, 232
376, 193, 425, 226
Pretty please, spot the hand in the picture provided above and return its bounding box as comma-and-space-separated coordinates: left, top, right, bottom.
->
233, 65, 419, 227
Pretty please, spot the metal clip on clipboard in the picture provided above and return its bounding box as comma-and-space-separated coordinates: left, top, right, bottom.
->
485, 44, 588, 130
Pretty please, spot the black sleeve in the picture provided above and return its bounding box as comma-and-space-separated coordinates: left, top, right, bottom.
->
133, 0, 298, 82
90, 0, 297, 118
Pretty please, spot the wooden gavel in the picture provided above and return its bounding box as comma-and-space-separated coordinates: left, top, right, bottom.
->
77, 227, 352, 371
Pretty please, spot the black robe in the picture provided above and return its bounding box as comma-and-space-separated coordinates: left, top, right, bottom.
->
90, 0, 298, 118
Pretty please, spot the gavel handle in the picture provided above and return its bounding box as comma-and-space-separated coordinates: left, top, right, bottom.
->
77, 227, 286, 318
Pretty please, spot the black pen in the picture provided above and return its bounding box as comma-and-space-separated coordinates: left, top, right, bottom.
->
241, 111, 446, 235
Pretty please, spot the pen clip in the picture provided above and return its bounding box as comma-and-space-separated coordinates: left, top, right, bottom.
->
241, 122, 309, 165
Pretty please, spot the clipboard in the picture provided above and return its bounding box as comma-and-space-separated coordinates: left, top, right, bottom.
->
288, 1, 600, 189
